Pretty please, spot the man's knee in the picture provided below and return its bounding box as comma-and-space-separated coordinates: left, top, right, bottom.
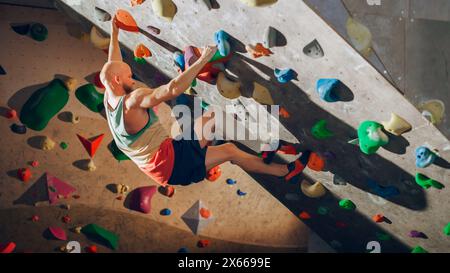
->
223, 143, 239, 162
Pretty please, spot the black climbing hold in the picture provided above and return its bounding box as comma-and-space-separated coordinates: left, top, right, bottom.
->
10, 123, 27, 134
10, 23, 31, 35
30, 23, 48, 42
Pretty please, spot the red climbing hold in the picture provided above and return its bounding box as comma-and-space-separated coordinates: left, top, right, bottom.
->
206, 165, 221, 182
6, 109, 17, 119
160, 185, 175, 197
279, 107, 290, 118
299, 211, 311, 220
76, 133, 105, 158
0, 242, 16, 253
17, 168, 31, 182
373, 214, 385, 223
197, 240, 210, 248
30, 160, 39, 167
62, 215, 71, 223
116, 196, 123, 201
200, 208, 211, 219
31, 215, 40, 222
278, 144, 297, 155
307, 152, 325, 172
94, 71, 105, 89
85, 245, 98, 253
72, 194, 81, 199
48, 226, 67, 241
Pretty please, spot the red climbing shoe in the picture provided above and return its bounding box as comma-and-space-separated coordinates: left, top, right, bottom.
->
285, 150, 311, 182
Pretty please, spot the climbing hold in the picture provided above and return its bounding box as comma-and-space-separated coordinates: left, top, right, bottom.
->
300, 180, 326, 198
30, 161, 39, 168
76, 133, 105, 158
197, 240, 210, 248
158, 185, 174, 198
81, 224, 119, 250
372, 214, 385, 223
0, 242, 16, 253
346, 17, 373, 57
411, 246, 428, 253
115, 184, 130, 194
93, 72, 104, 89
183, 45, 230, 84
415, 146, 436, 168
264, 26, 277, 48
62, 215, 71, 224
6, 109, 17, 119
200, 208, 211, 219
357, 121, 389, 155
63, 77, 78, 92
20, 79, 69, 131
274, 68, 296, 83
444, 223, 450, 236
214, 30, 231, 57
307, 152, 325, 172
48, 226, 67, 241
408, 231, 426, 239
240, 0, 278, 7
418, 100, 445, 125
201, 100, 209, 111
151, 0, 178, 21
367, 179, 400, 198
73, 226, 82, 234
381, 113, 412, 136
311, 119, 333, 140
317, 206, 329, 215
90, 26, 110, 49
87, 159, 97, 171
339, 199, 356, 210
10, 23, 31, 35
0, 65, 6, 75
108, 140, 130, 161
131, 0, 145, 6
299, 211, 311, 220
246, 43, 273, 58
46, 173, 76, 204
182, 200, 214, 235
237, 189, 247, 196
415, 173, 444, 190
303, 39, 324, 59
75, 84, 105, 113
178, 247, 189, 253
376, 232, 391, 241
94, 7, 111, 22
114, 9, 139, 32
130, 186, 157, 214
333, 174, 347, 186
147, 25, 161, 35
316, 79, 340, 103
41, 136, 56, 150
60, 142, 68, 150
252, 82, 274, 105
206, 165, 221, 181
31, 215, 40, 222
18, 168, 32, 182
173, 51, 185, 70
10, 123, 27, 134
85, 245, 98, 253
279, 107, 290, 118
226, 178, 237, 185
30, 23, 48, 41
134, 43, 152, 58
217, 72, 241, 99
160, 208, 172, 216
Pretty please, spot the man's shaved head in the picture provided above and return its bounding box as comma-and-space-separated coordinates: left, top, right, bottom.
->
100, 61, 135, 95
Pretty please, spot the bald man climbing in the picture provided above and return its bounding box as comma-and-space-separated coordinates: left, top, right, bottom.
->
101, 17, 311, 188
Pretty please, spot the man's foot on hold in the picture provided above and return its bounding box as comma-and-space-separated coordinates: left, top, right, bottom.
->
284, 150, 311, 182
262, 142, 298, 164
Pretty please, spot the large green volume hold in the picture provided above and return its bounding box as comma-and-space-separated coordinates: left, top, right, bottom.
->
75, 84, 104, 113
20, 79, 69, 131
81, 223, 119, 250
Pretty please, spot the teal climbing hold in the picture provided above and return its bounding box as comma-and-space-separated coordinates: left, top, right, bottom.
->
201, 100, 209, 110
415, 173, 444, 190
317, 79, 340, 102
415, 146, 436, 168
357, 121, 389, 155
75, 84, 104, 113
0, 65, 6, 75
81, 224, 119, 250
30, 23, 48, 41
173, 51, 185, 70
444, 223, 450, 236
20, 79, 69, 131
108, 140, 130, 161
274, 68, 296, 83
317, 206, 329, 215
214, 30, 231, 57
339, 199, 356, 210
10, 23, 31, 35
311, 119, 333, 140
411, 246, 428, 253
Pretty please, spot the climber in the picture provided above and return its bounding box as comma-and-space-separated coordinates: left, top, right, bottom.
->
101, 16, 311, 187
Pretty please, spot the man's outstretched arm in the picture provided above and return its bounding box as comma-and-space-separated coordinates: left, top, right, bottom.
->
108, 18, 122, 62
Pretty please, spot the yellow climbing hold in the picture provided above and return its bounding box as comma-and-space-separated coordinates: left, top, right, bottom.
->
87, 159, 96, 171
381, 113, 412, 136
239, 0, 278, 7
41, 136, 55, 150
152, 0, 177, 22
252, 82, 274, 105
346, 17, 372, 57
115, 183, 130, 194
69, 112, 80, 124
90, 26, 109, 50
301, 180, 326, 198
217, 72, 241, 99
418, 100, 445, 125
63, 77, 78, 92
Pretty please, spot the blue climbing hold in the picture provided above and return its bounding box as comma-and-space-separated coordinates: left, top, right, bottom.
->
367, 179, 400, 198
237, 189, 247, 196
317, 79, 340, 102
10, 123, 27, 134
173, 51, 185, 70
214, 30, 231, 57
176, 94, 190, 106
415, 146, 436, 168
226, 178, 236, 185
274, 68, 296, 83
177, 247, 189, 253
160, 208, 172, 216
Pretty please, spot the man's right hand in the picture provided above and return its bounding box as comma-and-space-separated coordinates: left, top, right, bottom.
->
199, 45, 218, 63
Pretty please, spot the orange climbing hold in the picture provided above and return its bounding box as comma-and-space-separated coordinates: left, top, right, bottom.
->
114, 9, 139, 32
200, 208, 211, 219
134, 43, 152, 58
197, 240, 210, 248
76, 133, 105, 158
246, 43, 273, 58
206, 165, 221, 181
373, 214, 385, 223
130, 0, 145, 6
307, 152, 325, 172
279, 107, 290, 118
299, 211, 311, 220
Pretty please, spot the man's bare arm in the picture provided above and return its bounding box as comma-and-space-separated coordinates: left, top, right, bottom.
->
108, 18, 122, 62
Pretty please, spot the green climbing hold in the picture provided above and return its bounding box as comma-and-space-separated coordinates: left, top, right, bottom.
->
444, 223, 450, 236
60, 142, 68, 150
311, 119, 333, 140
30, 23, 48, 41
201, 101, 209, 110
415, 173, 444, 190
81, 224, 119, 250
75, 84, 104, 113
317, 206, 329, 215
134, 57, 146, 64
376, 232, 391, 241
191, 78, 197, 87
108, 140, 130, 161
411, 246, 428, 253
357, 121, 389, 155
210, 49, 226, 62
20, 79, 69, 131
339, 199, 356, 210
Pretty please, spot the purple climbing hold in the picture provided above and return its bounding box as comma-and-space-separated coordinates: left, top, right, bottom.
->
409, 230, 427, 239
10, 123, 27, 134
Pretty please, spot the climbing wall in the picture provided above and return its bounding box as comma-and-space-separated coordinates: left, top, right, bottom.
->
50, 0, 450, 253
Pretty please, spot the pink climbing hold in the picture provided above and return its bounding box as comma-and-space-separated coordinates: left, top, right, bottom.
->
48, 226, 67, 241
31, 215, 40, 222
17, 168, 31, 182
30, 160, 39, 167
0, 242, 16, 253
130, 186, 157, 214
62, 215, 71, 223
46, 173, 76, 205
